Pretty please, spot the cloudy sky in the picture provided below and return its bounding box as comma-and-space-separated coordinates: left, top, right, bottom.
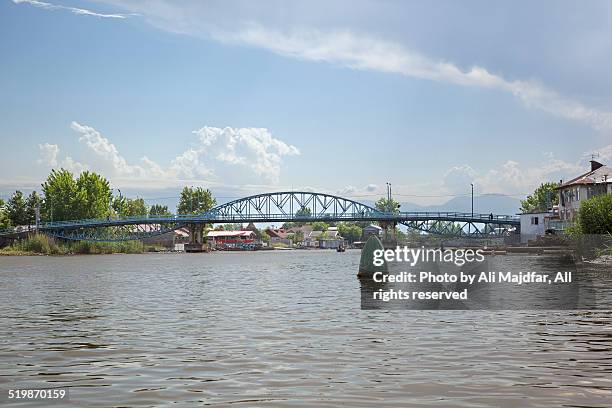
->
1, 0, 611, 206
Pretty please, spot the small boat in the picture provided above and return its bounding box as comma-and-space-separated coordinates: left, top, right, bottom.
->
337, 245, 346, 252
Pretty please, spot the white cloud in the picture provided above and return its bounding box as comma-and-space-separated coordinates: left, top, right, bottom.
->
37, 122, 297, 186
87, 0, 612, 132
221, 26, 612, 132
12, 0, 129, 19
337, 185, 356, 194
581, 144, 612, 164
60, 155, 89, 174
443, 165, 477, 193
38, 143, 59, 166
338, 184, 379, 195
37, 142, 88, 174
70, 121, 148, 178
192, 126, 300, 182
169, 149, 212, 179
443, 151, 594, 196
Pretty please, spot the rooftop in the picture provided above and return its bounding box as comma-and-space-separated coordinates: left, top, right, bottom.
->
207, 230, 254, 237
558, 160, 611, 188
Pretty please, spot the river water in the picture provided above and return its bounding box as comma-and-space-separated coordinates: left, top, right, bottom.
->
0, 251, 611, 407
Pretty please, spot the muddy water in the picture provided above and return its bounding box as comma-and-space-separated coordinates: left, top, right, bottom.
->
1, 251, 611, 407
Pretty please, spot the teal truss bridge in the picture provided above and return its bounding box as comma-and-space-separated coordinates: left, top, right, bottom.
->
0, 191, 520, 242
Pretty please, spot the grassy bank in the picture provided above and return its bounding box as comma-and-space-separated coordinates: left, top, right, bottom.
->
0, 234, 144, 255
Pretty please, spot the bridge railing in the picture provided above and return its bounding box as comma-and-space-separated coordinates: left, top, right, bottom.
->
0, 227, 15, 236
1, 210, 519, 234
37, 215, 187, 229
397, 211, 518, 220
195, 212, 519, 222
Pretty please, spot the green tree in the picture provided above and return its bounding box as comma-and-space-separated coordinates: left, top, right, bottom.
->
0, 212, 10, 229
42, 169, 78, 221
41, 169, 110, 221
375, 197, 401, 213
577, 193, 612, 234
7, 191, 28, 226
129, 198, 148, 217
430, 221, 463, 234
25, 191, 43, 226
395, 228, 407, 242
149, 204, 171, 217
0, 198, 11, 229
184, 187, 211, 245
119, 198, 148, 217
74, 171, 112, 219
111, 196, 126, 216
295, 207, 312, 218
520, 182, 559, 212
177, 186, 216, 215
311, 221, 329, 231
338, 222, 362, 243
279, 207, 314, 228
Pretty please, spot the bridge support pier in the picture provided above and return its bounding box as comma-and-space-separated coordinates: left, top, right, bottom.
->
185, 223, 208, 253
379, 221, 398, 248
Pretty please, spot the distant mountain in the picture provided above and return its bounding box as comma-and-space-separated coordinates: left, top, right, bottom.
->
399, 194, 522, 215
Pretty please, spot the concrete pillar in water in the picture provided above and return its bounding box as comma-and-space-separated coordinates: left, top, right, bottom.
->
185, 223, 207, 253
358, 235, 387, 278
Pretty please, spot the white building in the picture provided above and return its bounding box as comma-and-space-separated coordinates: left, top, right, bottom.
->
304, 227, 344, 248
519, 210, 557, 241
362, 224, 382, 239
557, 160, 611, 223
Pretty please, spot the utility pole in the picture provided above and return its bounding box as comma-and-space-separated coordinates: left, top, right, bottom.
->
109, 188, 114, 219
385, 182, 389, 203
470, 183, 474, 235
471, 183, 474, 218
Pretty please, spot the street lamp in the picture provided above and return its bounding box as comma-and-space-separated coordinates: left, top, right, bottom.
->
109, 188, 115, 218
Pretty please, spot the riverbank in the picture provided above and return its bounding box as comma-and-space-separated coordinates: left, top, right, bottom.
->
0, 234, 145, 256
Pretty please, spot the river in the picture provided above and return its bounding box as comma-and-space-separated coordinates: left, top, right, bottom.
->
1, 251, 611, 407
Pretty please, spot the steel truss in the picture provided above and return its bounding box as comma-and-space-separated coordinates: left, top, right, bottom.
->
206, 191, 379, 223
45, 221, 185, 242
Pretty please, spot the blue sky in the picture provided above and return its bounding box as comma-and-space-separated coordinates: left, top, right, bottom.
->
1, 0, 611, 207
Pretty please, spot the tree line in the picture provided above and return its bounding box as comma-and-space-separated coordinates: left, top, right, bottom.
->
0, 169, 215, 229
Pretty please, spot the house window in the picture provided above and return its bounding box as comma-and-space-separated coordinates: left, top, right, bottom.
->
531, 216, 539, 225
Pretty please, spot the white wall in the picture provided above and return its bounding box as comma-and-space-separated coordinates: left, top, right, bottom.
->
520, 213, 547, 241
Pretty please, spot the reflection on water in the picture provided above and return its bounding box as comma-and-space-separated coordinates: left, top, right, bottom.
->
0, 251, 611, 407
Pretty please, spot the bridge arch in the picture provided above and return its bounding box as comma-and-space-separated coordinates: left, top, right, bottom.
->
205, 191, 383, 223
